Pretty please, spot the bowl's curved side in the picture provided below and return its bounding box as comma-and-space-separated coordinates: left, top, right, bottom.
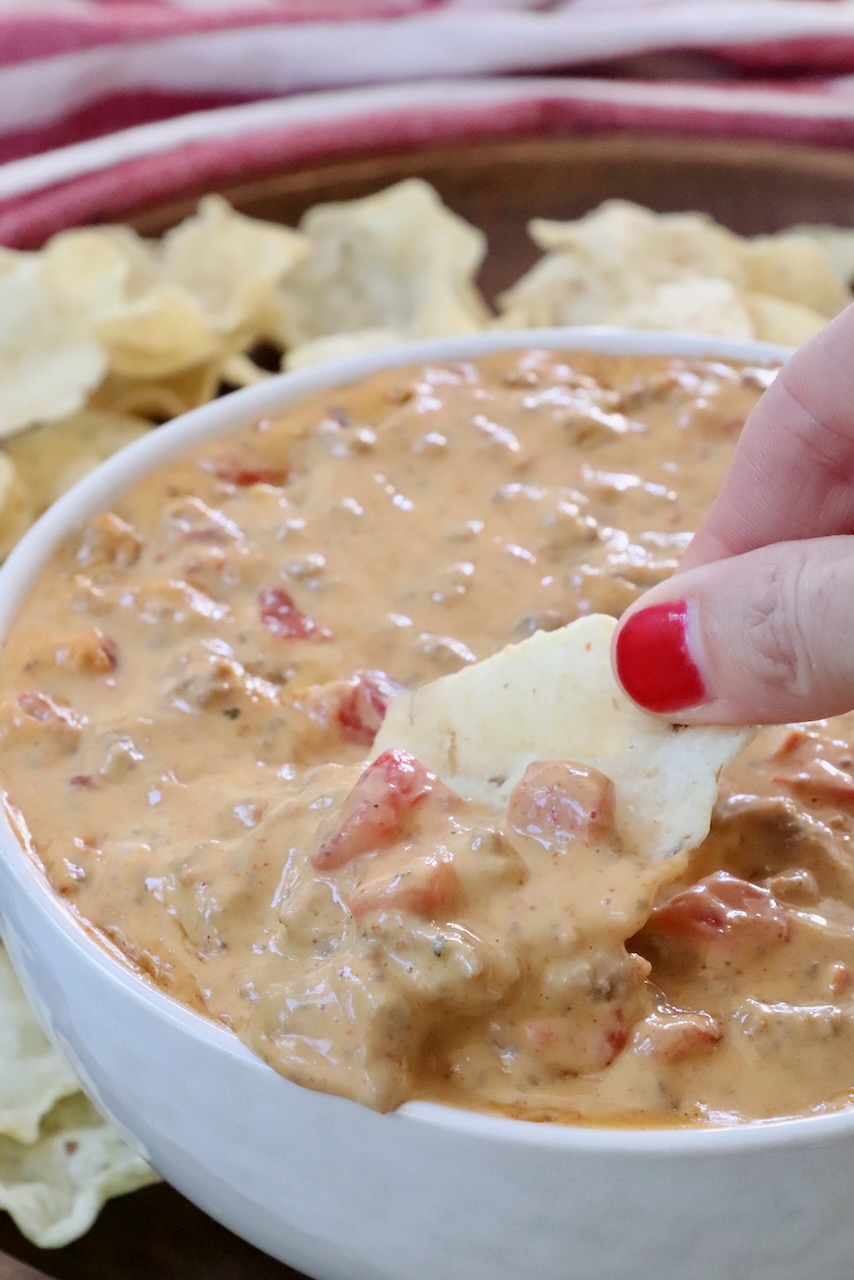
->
8, 326, 854, 1279
4, 855, 854, 1280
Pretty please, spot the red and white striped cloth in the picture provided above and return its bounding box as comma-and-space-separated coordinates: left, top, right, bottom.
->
4, 0, 854, 246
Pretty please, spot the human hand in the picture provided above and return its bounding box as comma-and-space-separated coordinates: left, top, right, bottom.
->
612, 304, 854, 725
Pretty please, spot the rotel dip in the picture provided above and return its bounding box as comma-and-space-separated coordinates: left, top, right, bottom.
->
3, 349, 854, 1126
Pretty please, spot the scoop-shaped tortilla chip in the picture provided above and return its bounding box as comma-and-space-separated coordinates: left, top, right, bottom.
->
0, 946, 79, 1144
0, 259, 108, 437
0, 455, 35, 563
94, 283, 225, 380
5, 409, 150, 516
275, 179, 489, 348
790, 224, 854, 294
0, 1093, 158, 1249
374, 614, 750, 862
531, 202, 746, 286
496, 250, 626, 329
162, 194, 308, 336
606, 276, 754, 339
0, 945, 159, 1246
743, 292, 826, 346
497, 202, 748, 332
739, 234, 848, 318
42, 230, 132, 320
284, 328, 402, 371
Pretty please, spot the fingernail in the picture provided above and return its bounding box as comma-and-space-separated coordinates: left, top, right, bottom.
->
615, 601, 707, 714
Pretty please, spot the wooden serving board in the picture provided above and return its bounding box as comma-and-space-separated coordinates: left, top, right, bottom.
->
0, 1250, 60, 1280
0, 1187, 299, 1280
5, 130, 854, 1280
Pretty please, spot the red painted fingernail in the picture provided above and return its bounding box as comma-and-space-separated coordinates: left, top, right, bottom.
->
615, 601, 707, 714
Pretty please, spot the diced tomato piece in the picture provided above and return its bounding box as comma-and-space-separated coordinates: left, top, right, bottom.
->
69, 774, 100, 790
829, 963, 852, 996
258, 586, 330, 640
524, 1019, 561, 1050
313, 749, 449, 870
208, 457, 288, 487
767, 727, 814, 762
648, 871, 789, 947
302, 670, 404, 745
507, 760, 616, 850
774, 759, 854, 807
349, 849, 456, 919
633, 1009, 722, 1061
603, 1009, 628, 1062
337, 669, 404, 745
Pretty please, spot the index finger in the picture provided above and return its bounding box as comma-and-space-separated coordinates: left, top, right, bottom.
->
681, 303, 854, 572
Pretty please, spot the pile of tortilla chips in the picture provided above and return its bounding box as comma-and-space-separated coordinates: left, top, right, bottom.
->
0, 177, 851, 1247
0, 946, 157, 1247
497, 201, 849, 343
1, 180, 852, 562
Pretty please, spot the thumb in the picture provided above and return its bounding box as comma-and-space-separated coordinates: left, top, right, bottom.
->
612, 536, 854, 726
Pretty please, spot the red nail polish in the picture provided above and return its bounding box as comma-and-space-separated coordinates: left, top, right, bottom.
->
615, 601, 707, 714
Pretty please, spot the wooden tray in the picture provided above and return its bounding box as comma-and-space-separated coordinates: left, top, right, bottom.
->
5, 129, 854, 1280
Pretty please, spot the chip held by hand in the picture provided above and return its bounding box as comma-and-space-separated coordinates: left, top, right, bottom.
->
373, 614, 751, 862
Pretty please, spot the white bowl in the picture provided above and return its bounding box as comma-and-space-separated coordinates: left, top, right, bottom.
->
2, 328, 853, 1280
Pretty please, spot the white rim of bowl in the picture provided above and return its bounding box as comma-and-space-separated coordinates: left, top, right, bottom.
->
4, 324, 849, 1157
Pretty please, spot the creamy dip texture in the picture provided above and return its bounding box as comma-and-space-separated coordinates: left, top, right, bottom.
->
3, 349, 854, 1126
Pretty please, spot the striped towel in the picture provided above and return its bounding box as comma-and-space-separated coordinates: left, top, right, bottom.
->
3, 0, 854, 245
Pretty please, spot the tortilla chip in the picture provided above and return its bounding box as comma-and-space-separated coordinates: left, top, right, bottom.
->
0, 945, 159, 1246
95, 283, 226, 380
40, 202, 302, 384
498, 202, 746, 329
0, 248, 28, 276
0, 258, 108, 437
162, 194, 308, 336
739, 234, 848, 318
531, 202, 745, 285
284, 328, 402, 371
5, 410, 150, 516
0, 1093, 158, 1249
42, 230, 132, 318
275, 179, 488, 348
0, 456, 35, 561
606, 276, 754, 338
496, 250, 626, 328
220, 353, 273, 387
374, 614, 749, 862
790, 224, 854, 295
743, 292, 826, 346
71, 225, 159, 297
3, 227, 166, 430
0, 947, 79, 1144
93, 362, 221, 421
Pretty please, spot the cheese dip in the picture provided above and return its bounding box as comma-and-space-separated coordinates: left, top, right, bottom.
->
3, 349, 854, 1126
